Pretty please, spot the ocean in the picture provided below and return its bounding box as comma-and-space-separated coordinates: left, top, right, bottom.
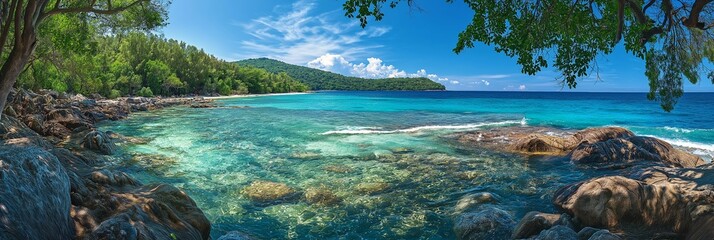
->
99, 91, 714, 239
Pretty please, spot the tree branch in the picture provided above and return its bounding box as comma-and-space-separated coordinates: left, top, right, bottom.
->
39, 0, 147, 22
683, 0, 713, 29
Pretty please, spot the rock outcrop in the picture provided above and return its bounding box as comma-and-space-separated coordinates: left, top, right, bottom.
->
0, 89, 212, 240
568, 136, 706, 168
0, 144, 74, 240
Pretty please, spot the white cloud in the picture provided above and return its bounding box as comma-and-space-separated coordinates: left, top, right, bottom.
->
451, 80, 461, 85
237, 0, 390, 64
481, 80, 490, 86
308, 54, 445, 81
519, 85, 527, 90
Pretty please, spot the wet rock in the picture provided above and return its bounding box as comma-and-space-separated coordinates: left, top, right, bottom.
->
512, 211, 572, 239
355, 182, 390, 195
190, 103, 216, 108
87, 184, 211, 240
242, 180, 298, 203
588, 229, 621, 240
454, 192, 500, 214
0, 145, 74, 240
217, 231, 255, 240
568, 136, 706, 168
457, 171, 481, 180
81, 130, 115, 155
304, 187, 341, 206
533, 225, 577, 240
453, 207, 515, 240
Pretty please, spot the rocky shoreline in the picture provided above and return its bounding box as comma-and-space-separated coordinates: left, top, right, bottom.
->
1, 88, 713, 239
450, 127, 713, 239
0, 89, 213, 239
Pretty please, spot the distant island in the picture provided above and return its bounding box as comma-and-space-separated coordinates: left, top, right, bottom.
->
236, 58, 446, 91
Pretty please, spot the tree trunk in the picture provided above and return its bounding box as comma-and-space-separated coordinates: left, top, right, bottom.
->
0, 32, 36, 119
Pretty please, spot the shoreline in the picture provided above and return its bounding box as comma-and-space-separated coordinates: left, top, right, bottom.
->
204, 91, 312, 100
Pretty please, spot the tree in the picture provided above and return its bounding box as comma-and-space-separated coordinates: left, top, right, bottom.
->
343, 0, 714, 111
0, 0, 168, 118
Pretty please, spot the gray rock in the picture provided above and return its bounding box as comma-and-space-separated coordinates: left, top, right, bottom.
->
577, 227, 601, 240
82, 130, 115, 155
453, 207, 515, 240
534, 225, 577, 240
512, 211, 570, 239
0, 145, 74, 239
454, 192, 501, 214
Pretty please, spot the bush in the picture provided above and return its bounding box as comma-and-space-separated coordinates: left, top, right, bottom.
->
108, 89, 122, 99
137, 87, 154, 97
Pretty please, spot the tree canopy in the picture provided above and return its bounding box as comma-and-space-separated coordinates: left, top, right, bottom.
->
343, 0, 714, 111
236, 58, 446, 91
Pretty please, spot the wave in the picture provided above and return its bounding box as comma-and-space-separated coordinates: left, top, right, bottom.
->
662, 126, 696, 133
321, 118, 526, 135
652, 137, 714, 152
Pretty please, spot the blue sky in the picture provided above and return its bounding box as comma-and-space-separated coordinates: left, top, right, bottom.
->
161, 0, 714, 92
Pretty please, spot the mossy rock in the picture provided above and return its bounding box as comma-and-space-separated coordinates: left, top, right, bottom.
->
242, 180, 297, 203
304, 187, 341, 206
355, 182, 390, 195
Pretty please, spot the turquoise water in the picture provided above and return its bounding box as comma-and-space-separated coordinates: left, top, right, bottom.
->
100, 91, 714, 239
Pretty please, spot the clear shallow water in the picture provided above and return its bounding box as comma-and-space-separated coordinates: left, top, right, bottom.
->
99, 91, 714, 239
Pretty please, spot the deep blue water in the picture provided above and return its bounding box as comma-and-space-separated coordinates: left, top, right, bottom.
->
99, 91, 714, 239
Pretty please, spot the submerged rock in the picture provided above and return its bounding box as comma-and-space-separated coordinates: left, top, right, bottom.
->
304, 187, 341, 206
454, 192, 500, 214
355, 182, 390, 195
0, 145, 74, 240
242, 180, 298, 203
453, 207, 515, 240
217, 231, 255, 240
291, 151, 321, 160
322, 164, 353, 173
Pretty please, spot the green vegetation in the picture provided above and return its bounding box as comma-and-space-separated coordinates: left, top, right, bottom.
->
19, 32, 309, 97
343, 0, 714, 111
236, 58, 446, 91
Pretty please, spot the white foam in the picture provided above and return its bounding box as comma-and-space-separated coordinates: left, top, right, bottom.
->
641, 135, 714, 152
662, 126, 695, 133
321, 118, 526, 135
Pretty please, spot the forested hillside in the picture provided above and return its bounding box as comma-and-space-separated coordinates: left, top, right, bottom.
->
235, 58, 446, 91
17, 24, 308, 98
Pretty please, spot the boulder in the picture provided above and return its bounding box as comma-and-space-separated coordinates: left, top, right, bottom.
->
454, 192, 500, 214
0, 145, 74, 240
553, 176, 688, 233
81, 130, 115, 155
577, 227, 601, 240
533, 225, 578, 240
512, 211, 572, 239
355, 181, 390, 195
126, 97, 149, 104
46, 107, 89, 130
43, 121, 72, 139
87, 184, 210, 240
510, 134, 577, 154
572, 127, 634, 145
568, 136, 706, 168
242, 180, 298, 203
453, 207, 515, 240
